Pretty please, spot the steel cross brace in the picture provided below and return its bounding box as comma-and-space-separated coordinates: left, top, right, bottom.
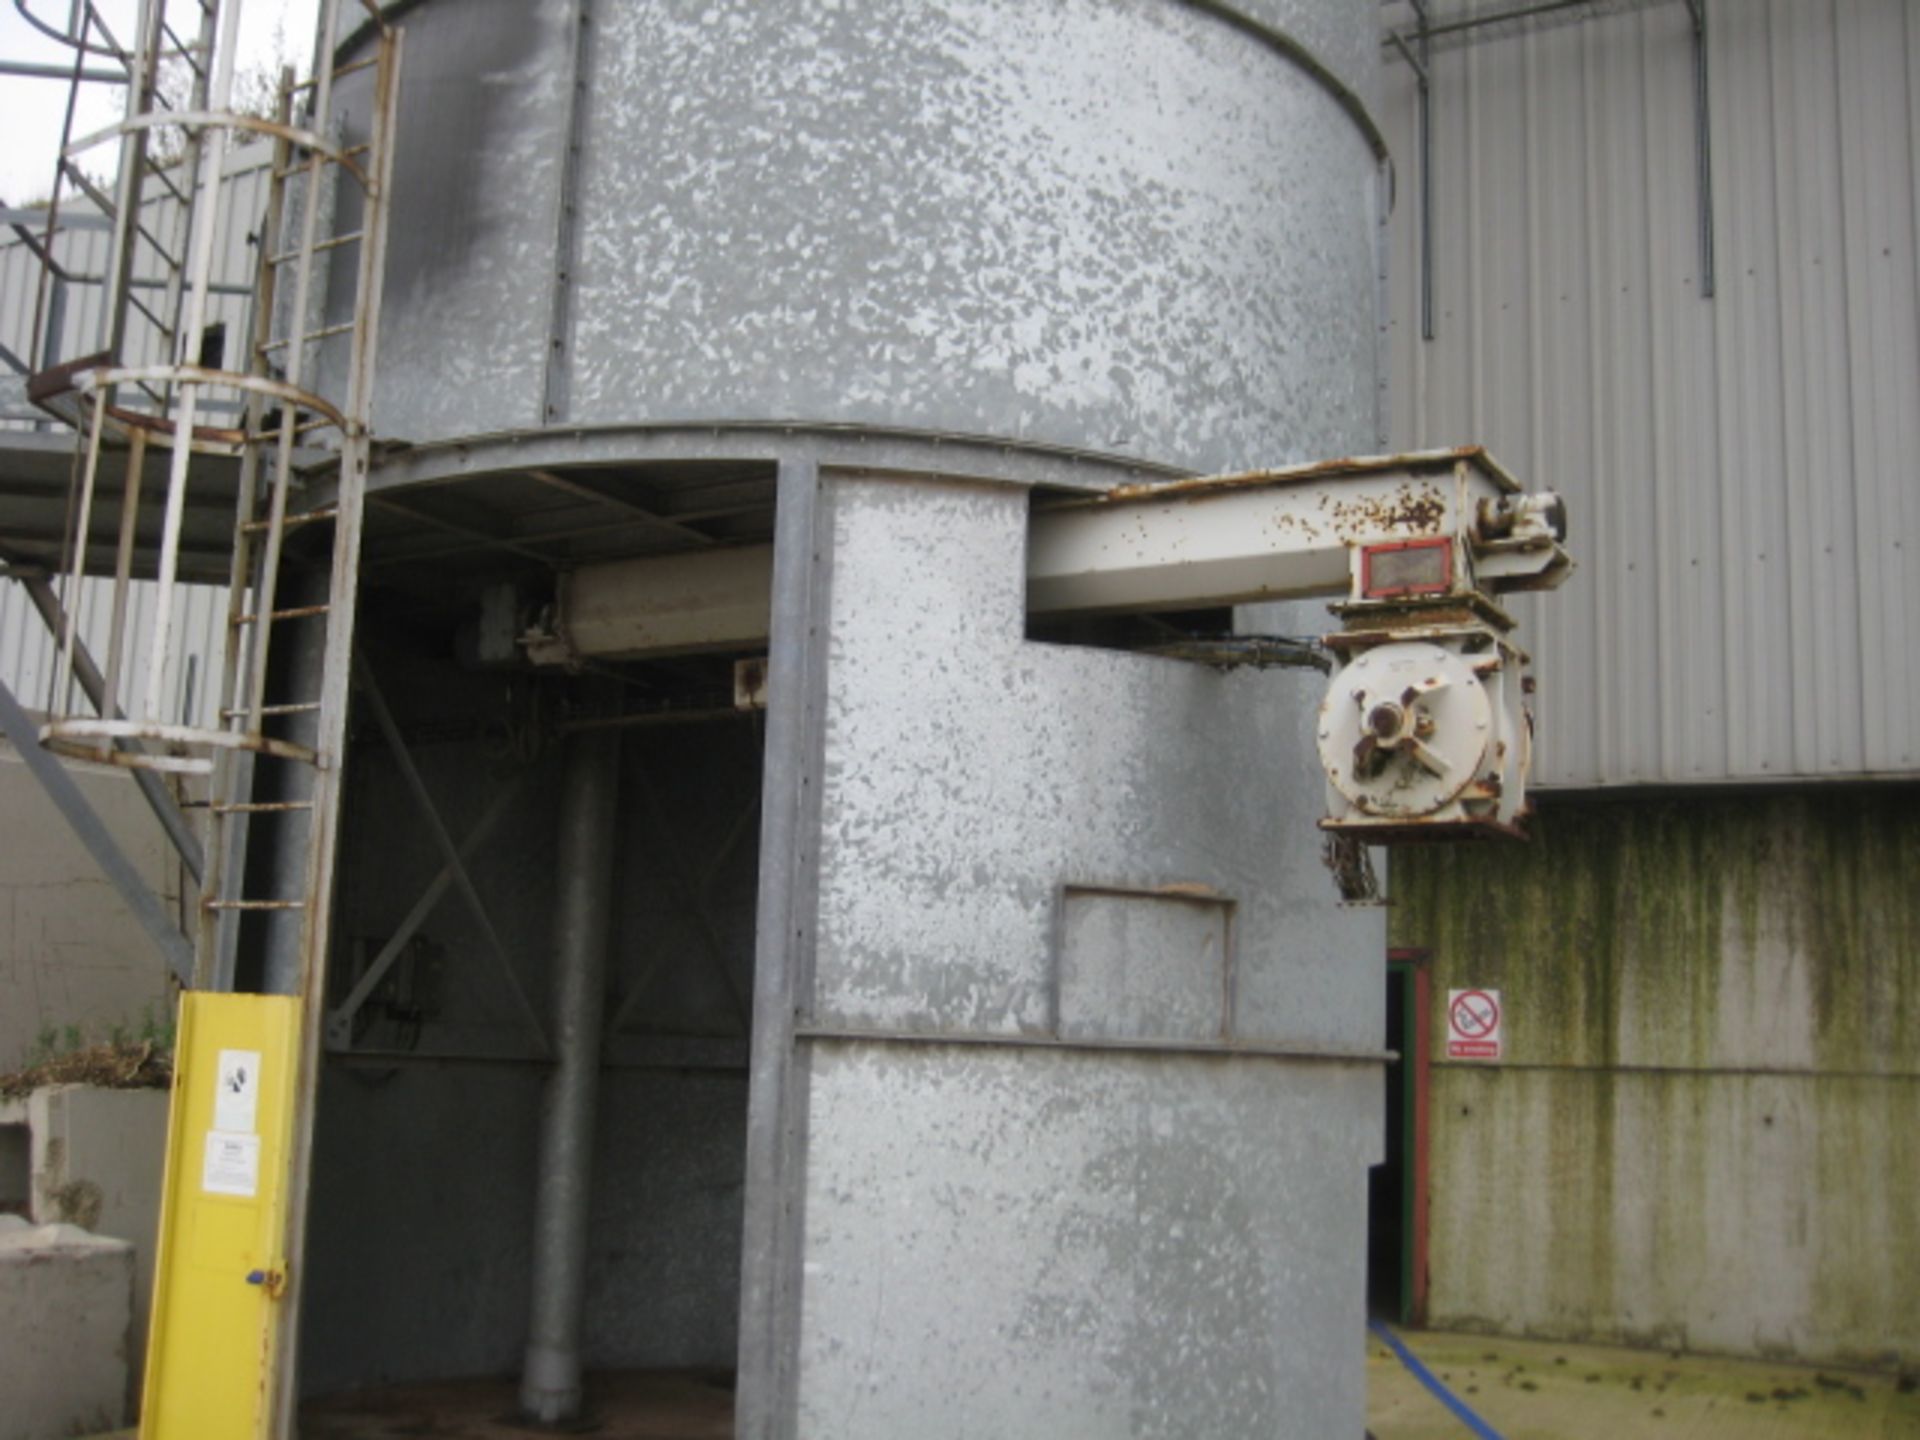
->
324, 773, 526, 1050
607, 758, 760, 1036
353, 654, 551, 1056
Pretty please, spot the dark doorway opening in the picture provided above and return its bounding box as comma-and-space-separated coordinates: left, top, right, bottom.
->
1368, 955, 1428, 1323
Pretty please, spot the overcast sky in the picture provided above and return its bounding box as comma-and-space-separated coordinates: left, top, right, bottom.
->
1, 0, 320, 206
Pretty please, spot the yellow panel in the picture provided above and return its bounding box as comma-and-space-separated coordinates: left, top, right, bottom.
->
140, 992, 302, 1440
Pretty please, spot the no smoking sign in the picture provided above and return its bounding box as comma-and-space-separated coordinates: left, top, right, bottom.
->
1446, 988, 1504, 1061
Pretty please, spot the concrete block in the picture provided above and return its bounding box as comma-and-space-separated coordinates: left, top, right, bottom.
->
25, 1085, 169, 1397
0, 1219, 135, 1440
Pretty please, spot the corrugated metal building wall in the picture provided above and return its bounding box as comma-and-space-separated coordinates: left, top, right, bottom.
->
1383, 0, 1920, 1371
2, 139, 271, 424
1383, 0, 1920, 788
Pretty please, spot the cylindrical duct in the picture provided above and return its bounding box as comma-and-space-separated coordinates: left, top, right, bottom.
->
519, 719, 621, 1424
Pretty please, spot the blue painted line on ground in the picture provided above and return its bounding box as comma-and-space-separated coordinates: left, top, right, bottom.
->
1368, 1319, 1508, 1440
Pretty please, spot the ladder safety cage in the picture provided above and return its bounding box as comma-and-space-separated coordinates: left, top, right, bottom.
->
18, 0, 402, 981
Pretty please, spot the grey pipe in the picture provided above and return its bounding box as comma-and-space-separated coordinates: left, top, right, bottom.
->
520, 716, 621, 1424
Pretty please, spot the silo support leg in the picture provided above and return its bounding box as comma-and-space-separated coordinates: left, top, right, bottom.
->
520, 715, 621, 1425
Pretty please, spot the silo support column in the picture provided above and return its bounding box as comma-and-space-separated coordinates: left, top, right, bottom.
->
520, 719, 621, 1424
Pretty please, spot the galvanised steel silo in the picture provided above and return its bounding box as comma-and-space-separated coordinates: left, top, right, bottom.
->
297, 4, 1392, 1437
326, 0, 1385, 469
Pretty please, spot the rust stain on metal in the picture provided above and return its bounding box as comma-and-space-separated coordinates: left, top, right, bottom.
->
1318, 482, 1448, 536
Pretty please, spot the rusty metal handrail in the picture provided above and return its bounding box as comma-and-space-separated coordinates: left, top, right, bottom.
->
63, 110, 376, 192
73, 362, 351, 434
40, 717, 320, 774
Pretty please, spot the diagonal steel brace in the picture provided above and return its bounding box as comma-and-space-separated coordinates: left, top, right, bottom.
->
325, 773, 526, 1049
354, 654, 551, 1055
0, 676, 192, 983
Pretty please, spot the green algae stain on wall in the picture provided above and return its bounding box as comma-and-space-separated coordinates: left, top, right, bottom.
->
1394, 787, 1920, 1367
1391, 788, 1920, 1072
1391, 796, 1735, 1069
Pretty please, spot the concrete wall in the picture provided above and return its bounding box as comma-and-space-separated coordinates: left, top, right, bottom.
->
1391, 786, 1920, 1369
0, 744, 180, 1072
0, 1217, 135, 1440
24, 1084, 168, 1402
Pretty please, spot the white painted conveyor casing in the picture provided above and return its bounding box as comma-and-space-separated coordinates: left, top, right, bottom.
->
523, 544, 775, 664
521, 448, 1568, 666
517, 448, 1570, 840
1026, 447, 1568, 616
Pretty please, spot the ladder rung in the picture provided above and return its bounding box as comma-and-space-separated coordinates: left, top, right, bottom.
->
241, 507, 337, 534
259, 321, 356, 352
273, 144, 372, 180
288, 55, 379, 93
211, 800, 314, 814
160, 48, 207, 84
148, 163, 189, 207
203, 898, 307, 911
129, 218, 182, 272
243, 416, 336, 442
59, 160, 118, 219
126, 292, 177, 340
76, 2, 135, 72
220, 702, 322, 719
270, 230, 364, 265
232, 603, 333, 625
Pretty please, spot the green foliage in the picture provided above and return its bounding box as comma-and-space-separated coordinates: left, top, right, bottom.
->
19, 1004, 175, 1069
137, 1003, 177, 1054
3, 1004, 177, 1098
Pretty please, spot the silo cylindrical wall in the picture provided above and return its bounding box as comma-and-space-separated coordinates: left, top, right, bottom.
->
331, 0, 1386, 473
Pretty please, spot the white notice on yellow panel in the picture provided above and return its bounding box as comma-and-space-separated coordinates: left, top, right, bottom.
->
202, 1131, 261, 1197
214, 1048, 262, 1133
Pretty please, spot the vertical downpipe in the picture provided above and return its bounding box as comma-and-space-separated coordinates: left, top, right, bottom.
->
520, 711, 621, 1424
